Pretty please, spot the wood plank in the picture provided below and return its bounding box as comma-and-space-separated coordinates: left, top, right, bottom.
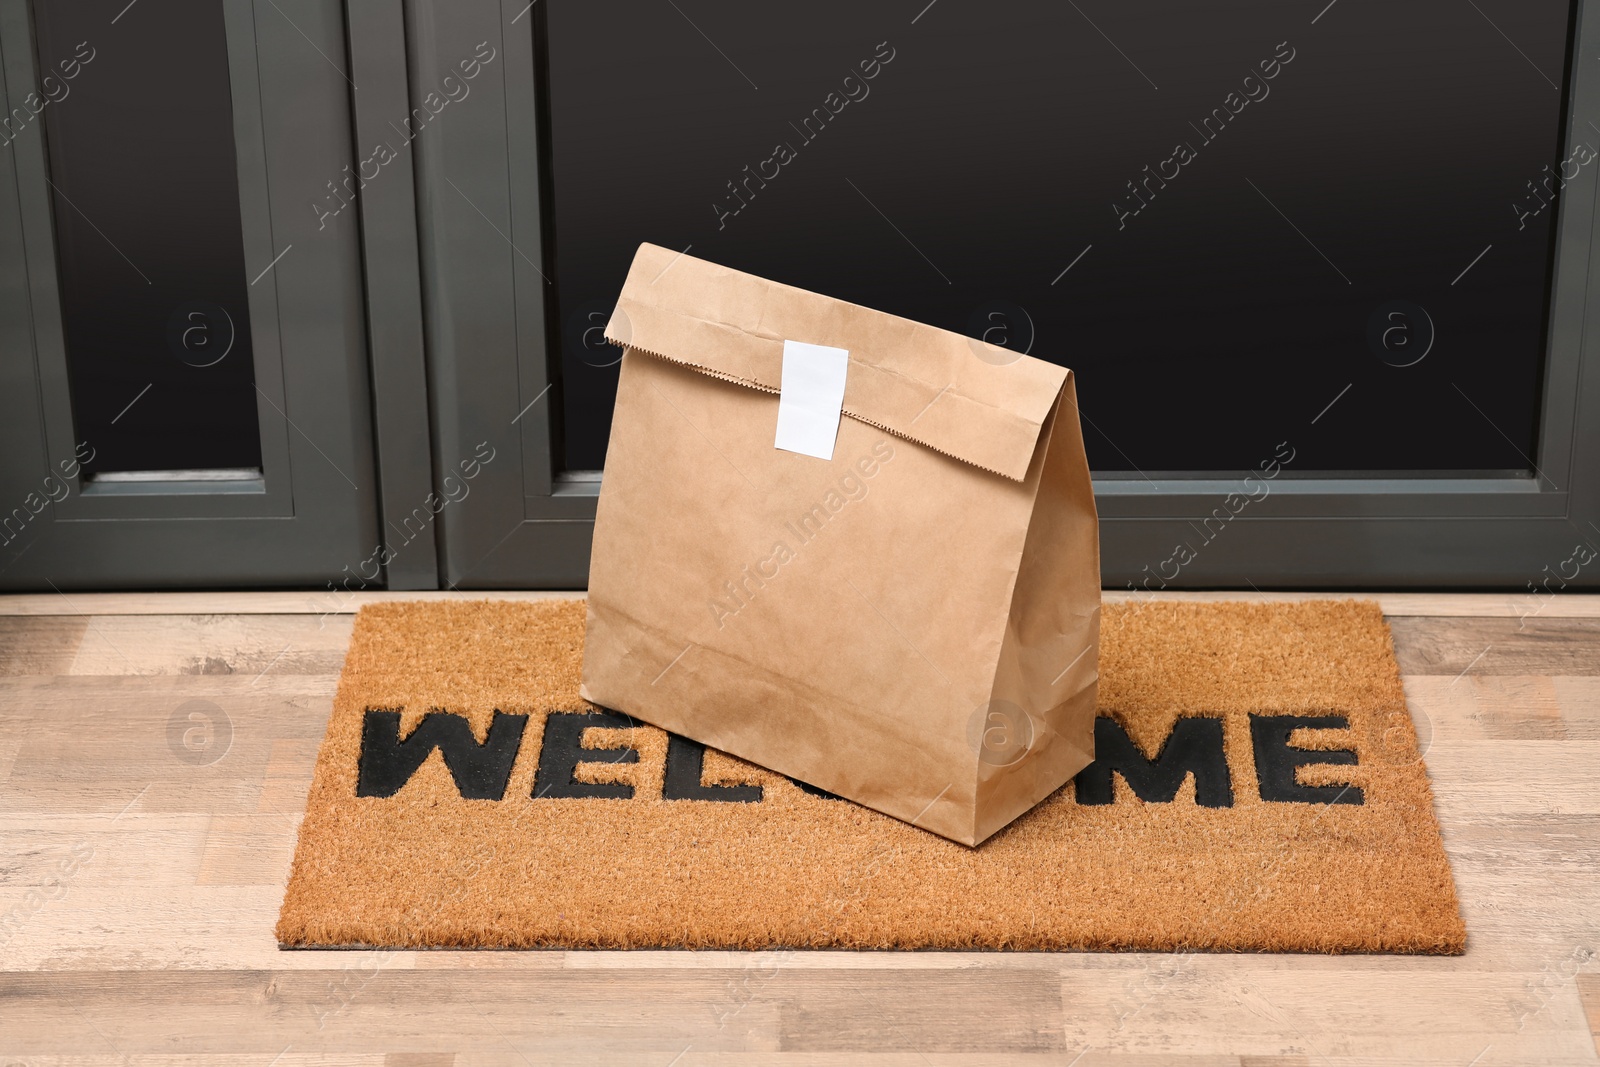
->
0, 970, 785, 1055
1390, 617, 1600, 676
1424, 741, 1600, 814
1106, 590, 1600, 620
0, 1052, 1265, 1066
0, 590, 587, 617
0, 1057, 1263, 1067
0, 589, 1597, 618
1579, 975, 1600, 1061
1058, 965, 1593, 1061
0, 1059, 391, 1067
1404, 675, 1600, 742
63, 614, 353, 677
777, 968, 1065, 1052
0, 675, 335, 817
0, 615, 86, 674
0, 967, 1593, 1064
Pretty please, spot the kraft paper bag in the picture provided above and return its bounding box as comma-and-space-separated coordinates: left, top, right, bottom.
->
580, 244, 1100, 846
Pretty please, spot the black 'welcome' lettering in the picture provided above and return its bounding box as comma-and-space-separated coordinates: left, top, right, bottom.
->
352, 709, 1365, 807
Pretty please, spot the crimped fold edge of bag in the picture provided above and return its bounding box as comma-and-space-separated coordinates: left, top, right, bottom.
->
604, 242, 1069, 482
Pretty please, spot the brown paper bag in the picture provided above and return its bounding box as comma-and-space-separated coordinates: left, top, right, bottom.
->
580, 244, 1100, 845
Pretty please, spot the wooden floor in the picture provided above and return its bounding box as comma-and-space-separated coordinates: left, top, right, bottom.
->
1, 591, 1597, 1065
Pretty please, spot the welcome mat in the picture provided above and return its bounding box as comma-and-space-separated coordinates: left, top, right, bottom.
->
277, 599, 1465, 953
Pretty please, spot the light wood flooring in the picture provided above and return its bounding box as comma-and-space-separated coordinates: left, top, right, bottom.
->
0, 591, 1597, 1065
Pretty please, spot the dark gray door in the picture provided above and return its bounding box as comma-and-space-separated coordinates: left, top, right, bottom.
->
0, 0, 384, 590
413, 0, 1600, 591
9, 0, 1600, 593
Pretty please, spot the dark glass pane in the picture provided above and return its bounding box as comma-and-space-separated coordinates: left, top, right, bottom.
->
34, 0, 261, 475
542, 1, 1572, 474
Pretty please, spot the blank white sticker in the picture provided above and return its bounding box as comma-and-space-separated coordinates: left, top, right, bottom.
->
774, 339, 850, 461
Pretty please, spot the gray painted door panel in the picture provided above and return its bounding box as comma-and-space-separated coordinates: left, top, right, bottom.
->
0, 0, 381, 590
412, 0, 1600, 591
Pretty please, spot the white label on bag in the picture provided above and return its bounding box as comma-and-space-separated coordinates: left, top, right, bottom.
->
774, 339, 850, 461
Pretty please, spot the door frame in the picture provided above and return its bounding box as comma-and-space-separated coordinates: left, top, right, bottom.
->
405, 0, 588, 589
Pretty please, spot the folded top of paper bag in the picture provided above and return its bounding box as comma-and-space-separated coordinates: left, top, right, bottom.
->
605, 243, 1069, 481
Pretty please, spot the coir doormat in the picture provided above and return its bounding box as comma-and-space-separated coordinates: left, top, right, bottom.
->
277, 599, 1465, 953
